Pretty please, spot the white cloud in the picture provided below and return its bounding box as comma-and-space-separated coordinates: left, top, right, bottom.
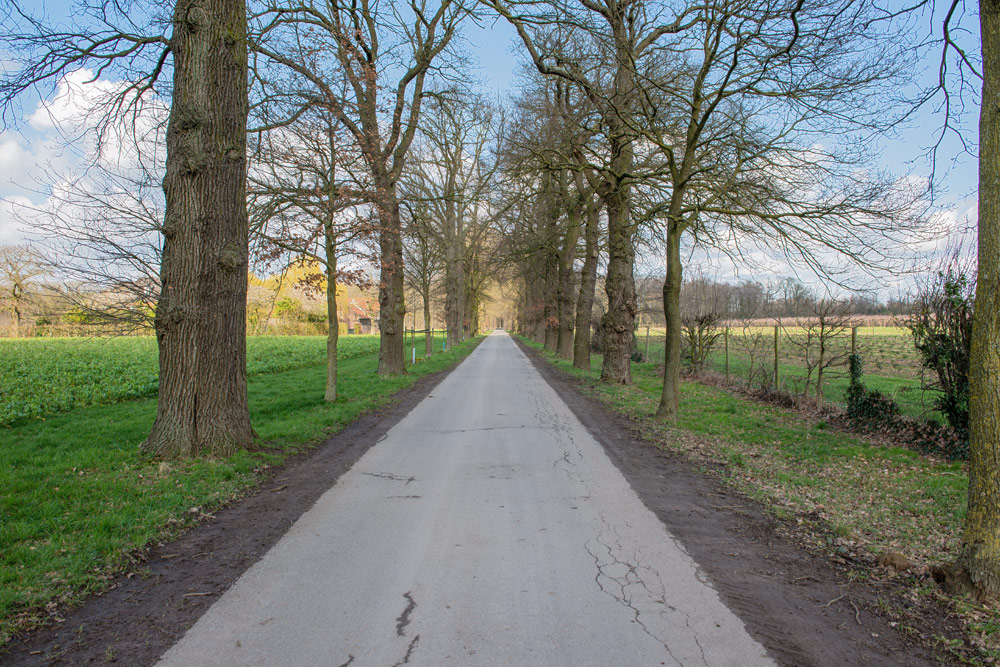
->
28, 69, 118, 132
0, 195, 34, 245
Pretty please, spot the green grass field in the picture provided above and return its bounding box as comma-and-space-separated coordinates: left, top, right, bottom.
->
0, 334, 482, 649
0, 335, 381, 426
638, 326, 939, 420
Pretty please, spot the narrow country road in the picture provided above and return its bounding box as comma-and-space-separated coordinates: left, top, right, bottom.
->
158, 332, 773, 667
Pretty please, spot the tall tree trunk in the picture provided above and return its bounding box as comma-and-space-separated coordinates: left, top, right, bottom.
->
656, 216, 683, 420
444, 203, 465, 347
958, 0, 1000, 599
142, 0, 252, 458
556, 196, 581, 359
517, 280, 528, 335
423, 283, 433, 357
377, 184, 405, 374
542, 193, 560, 352
600, 183, 637, 384
543, 277, 559, 351
325, 230, 338, 402
573, 193, 599, 370
531, 263, 547, 343
468, 292, 480, 336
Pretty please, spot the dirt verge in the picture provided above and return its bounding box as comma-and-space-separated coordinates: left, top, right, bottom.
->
516, 339, 961, 666
0, 366, 462, 667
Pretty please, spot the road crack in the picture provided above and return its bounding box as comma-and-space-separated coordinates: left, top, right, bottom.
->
396, 591, 417, 637
392, 635, 420, 666
361, 472, 417, 485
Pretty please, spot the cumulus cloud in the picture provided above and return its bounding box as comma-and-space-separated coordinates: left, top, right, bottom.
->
0, 195, 35, 244
0, 69, 167, 247
28, 69, 121, 132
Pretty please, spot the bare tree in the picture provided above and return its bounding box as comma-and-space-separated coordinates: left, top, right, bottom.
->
487, 0, 694, 384
249, 109, 374, 401
401, 92, 498, 347
14, 115, 165, 334
635, 0, 925, 422
403, 201, 444, 357
251, 0, 469, 375
679, 274, 729, 374
0, 245, 48, 337
781, 300, 853, 407
572, 171, 603, 369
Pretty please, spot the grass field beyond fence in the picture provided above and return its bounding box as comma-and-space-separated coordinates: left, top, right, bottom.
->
637, 325, 939, 420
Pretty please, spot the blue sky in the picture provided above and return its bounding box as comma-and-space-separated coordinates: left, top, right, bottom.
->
0, 0, 982, 289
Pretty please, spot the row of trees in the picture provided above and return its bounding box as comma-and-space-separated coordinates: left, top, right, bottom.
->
2, 0, 482, 454
488, 0, 1000, 598
493, 0, 927, 418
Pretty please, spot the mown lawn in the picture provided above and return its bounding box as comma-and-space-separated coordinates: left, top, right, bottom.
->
0, 335, 382, 426
0, 334, 482, 648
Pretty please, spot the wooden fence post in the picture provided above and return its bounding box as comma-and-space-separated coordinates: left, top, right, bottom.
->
773, 324, 780, 391
724, 327, 730, 380
851, 326, 857, 357
645, 325, 650, 362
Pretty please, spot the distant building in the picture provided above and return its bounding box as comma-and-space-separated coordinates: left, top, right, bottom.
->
345, 299, 378, 334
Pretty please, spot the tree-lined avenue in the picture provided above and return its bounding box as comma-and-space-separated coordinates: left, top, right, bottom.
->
157, 331, 772, 666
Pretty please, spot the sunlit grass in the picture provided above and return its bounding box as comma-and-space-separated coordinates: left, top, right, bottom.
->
0, 335, 380, 426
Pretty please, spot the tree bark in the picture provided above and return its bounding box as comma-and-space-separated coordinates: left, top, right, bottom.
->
958, 0, 1000, 600
556, 187, 581, 359
444, 196, 465, 348
530, 248, 547, 343
423, 283, 433, 357
468, 291, 480, 336
600, 183, 637, 384
377, 184, 406, 374
542, 175, 561, 352
325, 229, 338, 402
656, 216, 683, 419
142, 0, 253, 458
573, 192, 600, 370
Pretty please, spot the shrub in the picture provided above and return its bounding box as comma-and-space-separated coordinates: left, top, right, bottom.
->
845, 354, 900, 430
846, 353, 967, 460
906, 265, 973, 446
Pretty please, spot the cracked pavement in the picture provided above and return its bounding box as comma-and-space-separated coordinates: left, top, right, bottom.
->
157, 332, 773, 666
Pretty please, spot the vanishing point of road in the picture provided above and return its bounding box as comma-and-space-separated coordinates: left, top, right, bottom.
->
158, 331, 773, 666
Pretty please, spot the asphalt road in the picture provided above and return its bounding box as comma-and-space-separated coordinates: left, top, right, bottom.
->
158, 331, 773, 666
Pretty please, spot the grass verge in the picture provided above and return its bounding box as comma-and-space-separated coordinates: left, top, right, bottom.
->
0, 335, 483, 649
521, 338, 1000, 663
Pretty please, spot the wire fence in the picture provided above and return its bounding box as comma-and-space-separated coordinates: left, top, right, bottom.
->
637, 324, 937, 419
